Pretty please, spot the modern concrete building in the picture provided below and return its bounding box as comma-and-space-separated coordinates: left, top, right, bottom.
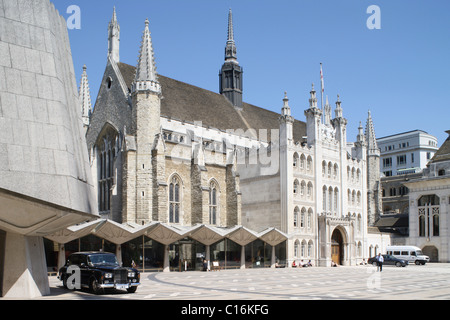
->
0, 0, 98, 297
377, 130, 439, 177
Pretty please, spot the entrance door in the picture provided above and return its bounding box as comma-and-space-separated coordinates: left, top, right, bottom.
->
331, 229, 343, 265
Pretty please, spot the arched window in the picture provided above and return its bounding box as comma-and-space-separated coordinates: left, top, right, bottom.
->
307, 156, 313, 172
308, 240, 313, 257
334, 188, 339, 215
96, 125, 119, 214
300, 154, 306, 170
307, 208, 313, 229
294, 240, 300, 257
300, 180, 306, 197
301, 207, 306, 228
328, 187, 333, 213
293, 179, 299, 195
307, 182, 313, 199
301, 240, 306, 257
418, 194, 440, 238
323, 186, 327, 212
293, 153, 299, 168
209, 181, 218, 225
169, 175, 181, 223
294, 207, 299, 227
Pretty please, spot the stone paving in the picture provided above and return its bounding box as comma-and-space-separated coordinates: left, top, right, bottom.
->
23, 263, 450, 301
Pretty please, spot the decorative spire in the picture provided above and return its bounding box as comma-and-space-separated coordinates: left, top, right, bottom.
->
132, 18, 161, 94
108, 6, 120, 63
281, 91, 291, 117
79, 65, 91, 128
323, 95, 331, 125
219, 8, 243, 109
334, 94, 343, 118
112, 6, 117, 22
309, 83, 318, 109
225, 8, 238, 63
365, 110, 380, 155
357, 121, 366, 144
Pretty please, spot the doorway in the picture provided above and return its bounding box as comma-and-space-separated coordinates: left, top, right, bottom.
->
169, 238, 206, 271
331, 228, 343, 265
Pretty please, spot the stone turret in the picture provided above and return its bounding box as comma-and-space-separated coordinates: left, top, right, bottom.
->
365, 111, 382, 226
130, 18, 162, 224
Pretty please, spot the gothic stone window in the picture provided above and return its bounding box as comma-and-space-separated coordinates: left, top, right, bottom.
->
96, 126, 118, 214
294, 207, 299, 227
209, 181, 218, 225
418, 195, 440, 238
169, 175, 181, 223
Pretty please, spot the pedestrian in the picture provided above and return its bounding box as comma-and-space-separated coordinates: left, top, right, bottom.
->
376, 253, 384, 272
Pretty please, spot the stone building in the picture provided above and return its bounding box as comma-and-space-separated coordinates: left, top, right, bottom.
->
79, 8, 387, 269
0, 0, 98, 297
404, 130, 450, 262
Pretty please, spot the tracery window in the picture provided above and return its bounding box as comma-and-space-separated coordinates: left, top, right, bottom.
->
169, 175, 181, 223
96, 126, 118, 214
418, 194, 440, 238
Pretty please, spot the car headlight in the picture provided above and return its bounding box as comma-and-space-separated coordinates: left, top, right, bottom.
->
128, 272, 135, 278
104, 273, 113, 279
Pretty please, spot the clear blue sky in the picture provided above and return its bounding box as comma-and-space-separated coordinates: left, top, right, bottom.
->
54, 0, 450, 146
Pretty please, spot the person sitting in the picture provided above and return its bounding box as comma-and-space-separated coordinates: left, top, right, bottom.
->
292, 260, 297, 268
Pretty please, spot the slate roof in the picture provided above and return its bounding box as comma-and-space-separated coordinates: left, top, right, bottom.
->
429, 130, 450, 164
117, 62, 306, 143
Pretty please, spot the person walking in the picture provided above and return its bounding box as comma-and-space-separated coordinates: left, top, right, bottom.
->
376, 253, 384, 272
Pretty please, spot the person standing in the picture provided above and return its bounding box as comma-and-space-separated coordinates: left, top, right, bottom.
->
376, 253, 384, 272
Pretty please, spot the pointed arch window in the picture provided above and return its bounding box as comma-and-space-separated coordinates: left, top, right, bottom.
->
96, 125, 119, 215
294, 207, 299, 227
418, 194, 440, 238
301, 207, 306, 228
209, 181, 219, 225
169, 175, 181, 223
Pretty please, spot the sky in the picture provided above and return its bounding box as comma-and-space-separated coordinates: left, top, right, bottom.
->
53, 0, 450, 146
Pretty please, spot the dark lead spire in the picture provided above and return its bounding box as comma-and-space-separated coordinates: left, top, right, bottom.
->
220, 9, 243, 109
225, 8, 237, 63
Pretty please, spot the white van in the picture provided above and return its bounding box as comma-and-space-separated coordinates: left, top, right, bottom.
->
386, 246, 429, 265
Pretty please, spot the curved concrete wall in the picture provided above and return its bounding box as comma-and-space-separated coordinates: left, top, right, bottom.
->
0, 0, 96, 215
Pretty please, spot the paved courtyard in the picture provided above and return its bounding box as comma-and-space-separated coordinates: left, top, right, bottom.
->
27, 263, 450, 301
